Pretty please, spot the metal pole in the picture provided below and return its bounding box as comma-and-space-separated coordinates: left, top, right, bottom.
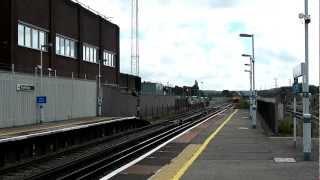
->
302, 0, 311, 161
40, 47, 44, 124
34, 67, 38, 77
136, 0, 139, 75
249, 59, 253, 121
98, 60, 102, 116
293, 94, 297, 147
319, 0, 320, 171
251, 35, 257, 129
11, 64, 14, 74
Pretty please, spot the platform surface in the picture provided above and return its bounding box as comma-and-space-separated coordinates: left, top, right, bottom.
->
182, 109, 319, 180
111, 109, 319, 180
0, 116, 131, 142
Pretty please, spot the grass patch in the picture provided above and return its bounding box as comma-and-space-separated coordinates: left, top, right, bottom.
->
238, 99, 249, 109
278, 116, 293, 135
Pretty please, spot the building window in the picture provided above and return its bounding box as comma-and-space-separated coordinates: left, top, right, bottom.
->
32, 29, 38, 49
17, 23, 48, 51
55, 35, 77, 58
24, 27, 31, 47
65, 39, 70, 56
82, 44, 98, 63
18, 24, 24, 46
56, 36, 60, 54
70, 41, 75, 57
103, 51, 116, 68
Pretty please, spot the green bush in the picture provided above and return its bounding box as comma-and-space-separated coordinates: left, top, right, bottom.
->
278, 116, 293, 135
238, 99, 249, 109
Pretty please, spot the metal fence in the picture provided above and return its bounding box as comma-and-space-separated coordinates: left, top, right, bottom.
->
101, 85, 191, 119
0, 71, 97, 128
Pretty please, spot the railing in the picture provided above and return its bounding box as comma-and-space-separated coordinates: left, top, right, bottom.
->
286, 109, 318, 124
286, 109, 318, 137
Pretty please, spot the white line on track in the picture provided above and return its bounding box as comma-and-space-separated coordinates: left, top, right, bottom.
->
100, 107, 230, 180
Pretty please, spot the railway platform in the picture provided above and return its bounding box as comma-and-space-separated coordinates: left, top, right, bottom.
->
0, 116, 116, 140
0, 116, 149, 170
109, 109, 318, 180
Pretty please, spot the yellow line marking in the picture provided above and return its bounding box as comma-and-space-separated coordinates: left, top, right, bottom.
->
172, 109, 238, 180
150, 144, 201, 180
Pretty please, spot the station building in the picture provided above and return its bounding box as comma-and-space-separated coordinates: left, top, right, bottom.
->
0, 0, 120, 85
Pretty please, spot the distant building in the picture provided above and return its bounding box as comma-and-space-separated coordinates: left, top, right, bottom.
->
0, 0, 120, 85
141, 82, 164, 95
119, 73, 141, 93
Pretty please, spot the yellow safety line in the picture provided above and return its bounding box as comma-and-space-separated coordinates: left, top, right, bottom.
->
172, 109, 238, 180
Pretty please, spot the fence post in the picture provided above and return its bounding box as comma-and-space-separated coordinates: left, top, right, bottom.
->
34, 67, 38, 77
11, 64, 15, 74
152, 106, 154, 119
145, 106, 147, 119
162, 105, 164, 116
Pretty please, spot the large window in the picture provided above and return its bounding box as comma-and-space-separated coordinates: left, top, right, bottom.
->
17, 23, 48, 50
56, 35, 77, 58
32, 29, 38, 49
103, 51, 116, 68
82, 44, 98, 63
18, 24, 24, 46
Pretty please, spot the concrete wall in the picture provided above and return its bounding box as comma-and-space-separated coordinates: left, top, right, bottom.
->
102, 86, 137, 117
140, 95, 177, 118
257, 96, 284, 134
102, 85, 184, 119
0, 71, 97, 128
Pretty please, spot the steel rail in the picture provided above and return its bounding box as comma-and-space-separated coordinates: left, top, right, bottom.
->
27, 104, 231, 180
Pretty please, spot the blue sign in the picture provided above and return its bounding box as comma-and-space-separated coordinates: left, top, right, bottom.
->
36, 96, 47, 104
292, 83, 302, 94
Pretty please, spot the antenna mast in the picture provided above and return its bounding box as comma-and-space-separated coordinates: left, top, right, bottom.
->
131, 0, 139, 76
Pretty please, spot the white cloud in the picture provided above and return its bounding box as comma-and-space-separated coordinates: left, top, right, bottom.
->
78, 0, 319, 90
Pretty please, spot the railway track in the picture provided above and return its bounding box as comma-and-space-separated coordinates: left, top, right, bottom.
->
1, 104, 231, 180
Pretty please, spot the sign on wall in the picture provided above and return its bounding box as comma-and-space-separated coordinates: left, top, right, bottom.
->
36, 96, 47, 104
16, 84, 35, 92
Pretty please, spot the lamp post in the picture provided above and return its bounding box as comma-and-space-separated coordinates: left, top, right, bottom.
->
39, 43, 52, 123
97, 59, 102, 116
298, 0, 311, 161
240, 33, 256, 129
242, 53, 255, 128
244, 57, 253, 122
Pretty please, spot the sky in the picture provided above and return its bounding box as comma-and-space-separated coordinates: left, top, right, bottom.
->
78, 0, 319, 91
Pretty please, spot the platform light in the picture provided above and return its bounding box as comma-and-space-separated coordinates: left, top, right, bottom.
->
239, 33, 253, 38
242, 54, 251, 57
240, 33, 256, 129
39, 43, 52, 124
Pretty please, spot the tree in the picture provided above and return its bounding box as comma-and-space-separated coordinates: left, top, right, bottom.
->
221, 90, 231, 97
